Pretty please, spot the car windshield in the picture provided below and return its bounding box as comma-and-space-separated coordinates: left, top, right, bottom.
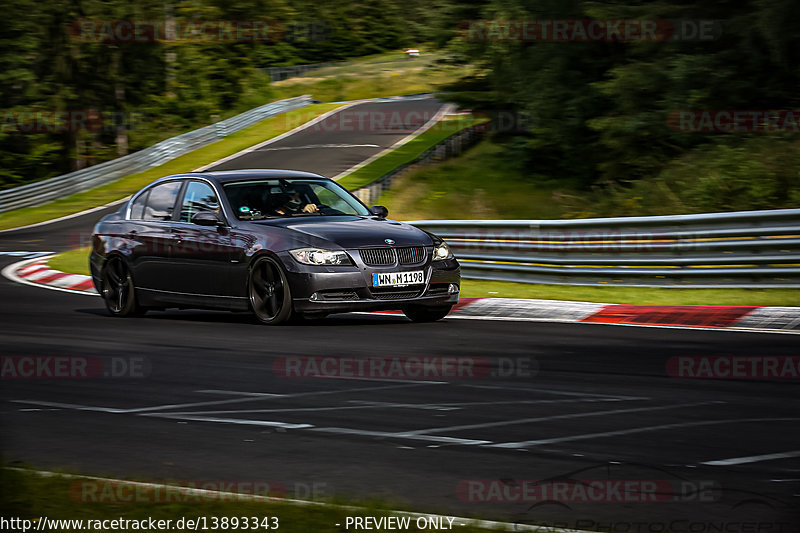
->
222, 178, 371, 220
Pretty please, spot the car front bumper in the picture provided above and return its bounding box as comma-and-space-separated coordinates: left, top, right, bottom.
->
279, 252, 461, 313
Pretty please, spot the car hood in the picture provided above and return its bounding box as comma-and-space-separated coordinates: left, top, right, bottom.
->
254, 216, 434, 249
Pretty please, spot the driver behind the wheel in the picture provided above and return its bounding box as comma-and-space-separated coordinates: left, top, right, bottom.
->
272, 188, 318, 215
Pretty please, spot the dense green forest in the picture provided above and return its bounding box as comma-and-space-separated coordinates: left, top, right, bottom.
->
441, 0, 800, 214
2, 0, 799, 215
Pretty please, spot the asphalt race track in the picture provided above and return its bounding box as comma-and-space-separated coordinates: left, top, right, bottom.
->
2, 97, 799, 530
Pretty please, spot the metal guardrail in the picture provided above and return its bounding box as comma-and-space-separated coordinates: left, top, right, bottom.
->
410, 209, 800, 288
0, 96, 312, 213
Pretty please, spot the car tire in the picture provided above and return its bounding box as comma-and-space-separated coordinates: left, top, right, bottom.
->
100, 255, 144, 317
402, 304, 452, 322
248, 255, 294, 325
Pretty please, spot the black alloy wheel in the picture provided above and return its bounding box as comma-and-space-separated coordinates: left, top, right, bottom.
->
101, 256, 143, 317
249, 256, 293, 325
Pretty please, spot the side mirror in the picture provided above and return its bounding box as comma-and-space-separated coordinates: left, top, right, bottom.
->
191, 211, 222, 227
370, 205, 389, 219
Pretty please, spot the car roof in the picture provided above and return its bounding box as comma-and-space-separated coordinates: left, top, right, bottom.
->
197, 169, 327, 184
151, 169, 329, 186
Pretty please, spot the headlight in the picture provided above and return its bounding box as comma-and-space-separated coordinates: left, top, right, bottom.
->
290, 248, 351, 266
432, 241, 453, 261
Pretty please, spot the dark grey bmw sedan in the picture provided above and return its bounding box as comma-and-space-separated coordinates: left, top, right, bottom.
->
90, 169, 461, 324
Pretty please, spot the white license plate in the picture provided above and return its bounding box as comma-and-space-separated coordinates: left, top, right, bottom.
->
372, 270, 424, 287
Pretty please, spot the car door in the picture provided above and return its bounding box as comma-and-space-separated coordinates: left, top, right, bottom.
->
128, 180, 183, 292
168, 180, 236, 297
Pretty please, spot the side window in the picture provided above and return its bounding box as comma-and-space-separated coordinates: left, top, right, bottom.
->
143, 181, 182, 221
180, 181, 220, 223
129, 191, 149, 219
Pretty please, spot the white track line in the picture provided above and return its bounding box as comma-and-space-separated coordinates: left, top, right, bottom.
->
142, 414, 312, 429
12, 383, 439, 414
308, 427, 491, 446
140, 397, 630, 417
701, 449, 800, 466
489, 416, 800, 449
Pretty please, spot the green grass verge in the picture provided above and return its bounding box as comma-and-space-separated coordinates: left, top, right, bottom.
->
48, 247, 91, 276
46, 248, 799, 306
337, 116, 486, 191
0, 468, 495, 533
377, 138, 575, 221
0, 104, 341, 232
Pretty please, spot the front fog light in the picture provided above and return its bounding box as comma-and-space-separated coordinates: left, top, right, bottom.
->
290, 248, 351, 266
448, 283, 459, 294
